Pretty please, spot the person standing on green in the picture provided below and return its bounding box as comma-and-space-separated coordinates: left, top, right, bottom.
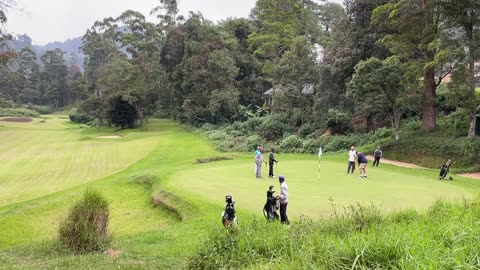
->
373, 146, 383, 167
277, 176, 289, 225
268, 149, 278, 178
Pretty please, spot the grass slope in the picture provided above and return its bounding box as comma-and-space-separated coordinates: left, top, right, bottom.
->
0, 116, 158, 206
0, 119, 479, 269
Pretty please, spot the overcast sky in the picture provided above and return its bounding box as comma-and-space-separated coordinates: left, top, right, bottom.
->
6, 0, 342, 45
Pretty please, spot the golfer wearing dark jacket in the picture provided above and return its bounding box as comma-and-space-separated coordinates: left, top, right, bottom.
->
357, 151, 368, 178
373, 146, 382, 167
269, 149, 278, 178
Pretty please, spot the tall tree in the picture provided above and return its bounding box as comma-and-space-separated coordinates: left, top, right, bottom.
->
348, 57, 406, 140
40, 49, 69, 108
373, 0, 441, 132
315, 0, 388, 126
248, 0, 303, 76
98, 58, 147, 127
0, 0, 16, 65
438, 0, 480, 137
273, 37, 319, 124
81, 18, 120, 97
15, 47, 41, 103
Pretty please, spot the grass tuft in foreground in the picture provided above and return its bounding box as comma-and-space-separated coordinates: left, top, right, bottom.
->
58, 189, 111, 253
190, 197, 480, 270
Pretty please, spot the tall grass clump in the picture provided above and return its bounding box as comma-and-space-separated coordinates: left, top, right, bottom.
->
190, 198, 480, 270
58, 189, 111, 253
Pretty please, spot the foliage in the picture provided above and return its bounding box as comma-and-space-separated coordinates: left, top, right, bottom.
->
324, 108, 351, 134
348, 57, 406, 140
69, 108, 93, 124
279, 135, 303, 153
58, 189, 111, 253
260, 113, 292, 140
0, 107, 40, 118
190, 198, 480, 269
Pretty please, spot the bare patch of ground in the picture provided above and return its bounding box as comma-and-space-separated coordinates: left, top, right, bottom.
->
458, 173, 480, 179
366, 155, 426, 169
105, 249, 122, 258
196, 156, 235, 164
96, 135, 121, 139
0, 117, 33, 122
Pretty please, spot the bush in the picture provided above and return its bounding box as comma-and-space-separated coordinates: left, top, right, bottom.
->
0, 97, 14, 108
298, 123, 315, 138
401, 117, 421, 132
325, 109, 351, 134
279, 135, 303, 153
302, 138, 321, 154
58, 189, 111, 253
69, 108, 93, 124
247, 134, 262, 152
22, 104, 55, 114
260, 113, 292, 140
0, 108, 40, 118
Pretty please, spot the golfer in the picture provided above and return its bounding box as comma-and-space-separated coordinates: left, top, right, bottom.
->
347, 145, 356, 174
277, 176, 289, 225
255, 149, 267, 179
373, 146, 383, 167
268, 149, 278, 178
357, 151, 368, 178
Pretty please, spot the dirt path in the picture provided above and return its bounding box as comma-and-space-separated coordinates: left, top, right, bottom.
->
366, 155, 426, 169
366, 155, 480, 179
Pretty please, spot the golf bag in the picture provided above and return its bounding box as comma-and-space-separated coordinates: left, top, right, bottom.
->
439, 160, 453, 180
222, 195, 238, 227
263, 185, 279, 221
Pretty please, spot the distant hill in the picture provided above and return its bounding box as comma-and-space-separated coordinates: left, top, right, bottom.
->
9, 34, 84, 67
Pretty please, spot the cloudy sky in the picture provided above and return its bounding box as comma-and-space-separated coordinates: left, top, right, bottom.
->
6, 0, 342, 45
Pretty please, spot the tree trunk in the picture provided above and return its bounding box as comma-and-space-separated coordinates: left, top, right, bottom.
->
421, 0, 436, 132
136, 105, 144, 127
467, 19, 477, 138
422, 66, 436, 132
391, 108, 401, 141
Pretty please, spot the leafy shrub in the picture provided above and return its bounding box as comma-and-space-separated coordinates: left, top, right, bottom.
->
401, 116, 421, 132
0, 97, 14, 108
302, 138, 321, 154
22, 104, 55, 114
247, 134, 262, 152
206, 129, 229, 141
325, 109, 351, 134
260, 113, 292, 140
298, 123, 315, 138
323, 134, 369, 152
58, 189, 111, 253
279, 135, 303, 153
69, 108, 93, 124
0, 108, 40, 118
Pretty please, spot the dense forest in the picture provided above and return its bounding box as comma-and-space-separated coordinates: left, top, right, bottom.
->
1, 0, 480, 160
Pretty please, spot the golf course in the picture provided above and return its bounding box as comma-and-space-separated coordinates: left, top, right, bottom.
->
1, 116, 480, 269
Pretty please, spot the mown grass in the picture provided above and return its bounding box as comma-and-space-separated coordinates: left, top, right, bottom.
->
173, 154, 475, 218
0, 115, 158, 206
1, 119, 480, 269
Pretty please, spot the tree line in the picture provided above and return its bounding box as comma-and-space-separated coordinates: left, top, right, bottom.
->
0, 0, 479, 137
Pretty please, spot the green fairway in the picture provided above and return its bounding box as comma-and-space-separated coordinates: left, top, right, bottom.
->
1, 119, 480, 269
0, 116, 159, 206
172, 157, 474, 218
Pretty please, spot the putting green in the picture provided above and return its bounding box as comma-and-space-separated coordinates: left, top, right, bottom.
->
173, 158, 473, 218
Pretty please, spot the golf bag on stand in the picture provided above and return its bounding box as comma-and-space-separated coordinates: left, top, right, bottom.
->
439, 159, 453, 180
263, 185, 279, 221
222, 195, 238, 227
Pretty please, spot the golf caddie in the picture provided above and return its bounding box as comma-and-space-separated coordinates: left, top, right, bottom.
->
277, 175, 289, 225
